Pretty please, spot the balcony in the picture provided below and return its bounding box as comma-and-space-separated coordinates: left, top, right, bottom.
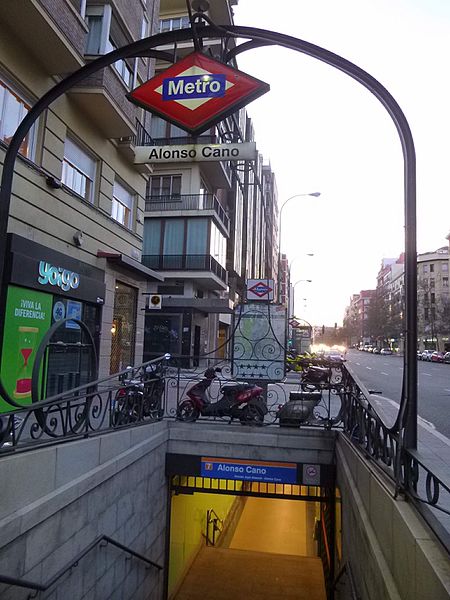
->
145, 194, 230, 237
142, 254, 228, 290
68, 65, 136, 138
0, 0, 87, 75
142, 135, 233, 189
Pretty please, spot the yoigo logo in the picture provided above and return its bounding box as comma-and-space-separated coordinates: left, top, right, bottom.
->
38, 261, 80, 292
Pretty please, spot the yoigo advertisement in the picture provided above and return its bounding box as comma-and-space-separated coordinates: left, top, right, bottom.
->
0, 286, 52, 412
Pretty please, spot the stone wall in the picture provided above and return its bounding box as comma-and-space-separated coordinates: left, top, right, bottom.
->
0, 422, 169, 600
336, 434, 450, 600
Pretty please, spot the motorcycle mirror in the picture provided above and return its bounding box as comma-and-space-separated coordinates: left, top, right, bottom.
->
164, 353, 171, 360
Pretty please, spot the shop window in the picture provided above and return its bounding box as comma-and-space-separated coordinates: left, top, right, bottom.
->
110, 282, 137, 374
62, 137, 96, 202
112, 178, 134, 229
0, 79, 36, 159
149, 175, 181, 199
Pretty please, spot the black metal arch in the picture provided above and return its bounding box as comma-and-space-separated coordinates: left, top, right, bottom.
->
0, 24, 416, 447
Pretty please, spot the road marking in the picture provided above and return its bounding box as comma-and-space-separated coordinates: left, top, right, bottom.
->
445, 389, 450, 393
378, 398, 450, 448
366, 366, 372, 370
422, 373, 432, 377
381, 372, 389, 376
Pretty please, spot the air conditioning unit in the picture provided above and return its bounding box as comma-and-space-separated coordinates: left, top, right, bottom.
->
147, 294, 162, 310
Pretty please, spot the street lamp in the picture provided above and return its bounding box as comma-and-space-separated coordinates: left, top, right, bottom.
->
277, 193, 320, 302
291, 279, 312, 318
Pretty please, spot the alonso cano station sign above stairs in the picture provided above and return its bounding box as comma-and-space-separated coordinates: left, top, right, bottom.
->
127, 51, 270, 135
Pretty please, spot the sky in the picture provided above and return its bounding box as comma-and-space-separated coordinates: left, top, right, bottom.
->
232, 0, 450, 327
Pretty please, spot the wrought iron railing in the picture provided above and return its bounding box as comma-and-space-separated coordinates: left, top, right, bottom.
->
145, 193, 230, 232
141, 254, 228, 284
339, 363, 450, 553
149, 134, 220, 146
0, 355, 170, 454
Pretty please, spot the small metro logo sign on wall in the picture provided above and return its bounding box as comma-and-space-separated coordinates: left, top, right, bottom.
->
127, 52, 270, 135
246, 279, 274, 301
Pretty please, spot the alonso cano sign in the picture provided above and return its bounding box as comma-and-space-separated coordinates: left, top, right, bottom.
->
127, 52, 270, 135
134, 142, 256, 164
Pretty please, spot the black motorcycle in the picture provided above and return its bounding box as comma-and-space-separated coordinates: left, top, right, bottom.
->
300, 364, 337, 391
112, 360, 166, 425
176, 367, 268, 425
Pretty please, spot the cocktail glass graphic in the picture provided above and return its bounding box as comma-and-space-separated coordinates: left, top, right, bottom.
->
14, 326, 39, 399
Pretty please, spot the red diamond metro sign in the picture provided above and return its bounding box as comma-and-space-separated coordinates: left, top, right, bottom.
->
127, 52, 270, 135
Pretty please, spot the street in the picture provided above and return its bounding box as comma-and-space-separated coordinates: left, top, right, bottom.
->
346, 349, 450, 439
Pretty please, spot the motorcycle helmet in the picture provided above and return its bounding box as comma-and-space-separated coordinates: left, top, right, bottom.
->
204, 367, 216, 379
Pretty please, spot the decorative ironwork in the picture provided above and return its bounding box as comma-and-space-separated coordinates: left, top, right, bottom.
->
0, 355, 170, 453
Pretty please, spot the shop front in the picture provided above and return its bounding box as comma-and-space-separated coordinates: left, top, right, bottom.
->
0, 234, 106, 411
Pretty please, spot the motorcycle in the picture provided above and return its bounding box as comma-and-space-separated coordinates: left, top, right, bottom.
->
299, 364, 334, 391
112, 360, 166, 425
176, 367, 268, 425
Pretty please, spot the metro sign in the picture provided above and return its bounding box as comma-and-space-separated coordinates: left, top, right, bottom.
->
127, 52, 270, 135
247, 279, 274, 301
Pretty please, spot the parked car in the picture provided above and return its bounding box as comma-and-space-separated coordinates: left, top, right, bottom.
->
444, 352, 450, 364
417, 350, 423, 360
372, 347, 381, 354
421, 350, 434, 362
431, 351, 446, 363
380, 348, 393, 355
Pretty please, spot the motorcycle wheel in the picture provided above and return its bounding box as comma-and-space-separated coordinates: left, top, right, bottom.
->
176, 400, 200, 422
239, 404, 264, 426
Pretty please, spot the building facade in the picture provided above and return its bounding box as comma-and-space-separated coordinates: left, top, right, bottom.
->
0, 0, 164, 402
141, 0, 278, 364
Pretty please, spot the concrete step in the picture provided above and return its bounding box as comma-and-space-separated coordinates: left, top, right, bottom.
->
172, 546, 327, 600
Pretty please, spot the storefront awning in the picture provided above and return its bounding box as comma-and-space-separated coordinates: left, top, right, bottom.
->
97, 252, 164, 281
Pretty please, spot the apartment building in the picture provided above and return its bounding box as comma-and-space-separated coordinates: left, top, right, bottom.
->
417, 246, 449, 351
343, 290, 375, 346
141, 0, 278, 364
0, 0, 163, 402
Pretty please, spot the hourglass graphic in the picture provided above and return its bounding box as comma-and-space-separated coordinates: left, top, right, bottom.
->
14, 326, 39, 399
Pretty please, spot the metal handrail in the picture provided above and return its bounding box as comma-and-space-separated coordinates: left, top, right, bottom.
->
0, 535, 162, 595
206, 508, 223, 546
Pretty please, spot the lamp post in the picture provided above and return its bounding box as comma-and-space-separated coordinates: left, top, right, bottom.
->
288, 279, 312, 316
277, 193, 320, 303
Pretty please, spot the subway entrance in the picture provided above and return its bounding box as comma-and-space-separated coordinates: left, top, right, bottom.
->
165, 454, 339, 600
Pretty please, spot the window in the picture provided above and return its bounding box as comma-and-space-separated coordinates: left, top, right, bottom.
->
141, 15, 149, 39
430, 279, 435, 288
423, 264, 429, 274
443, 277, 448, 288
431, 292, 435, 304
159, 16, 189, 33
62, 137, 96, 202
430, 264, 435, 273
0, 79, 35, 158
105, 39, 132, 87
149, 175, 181, 198
442, 263, 449, 272
85, 5, 133, 87
85, 5, 112, 54
112, 179, 134, 228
